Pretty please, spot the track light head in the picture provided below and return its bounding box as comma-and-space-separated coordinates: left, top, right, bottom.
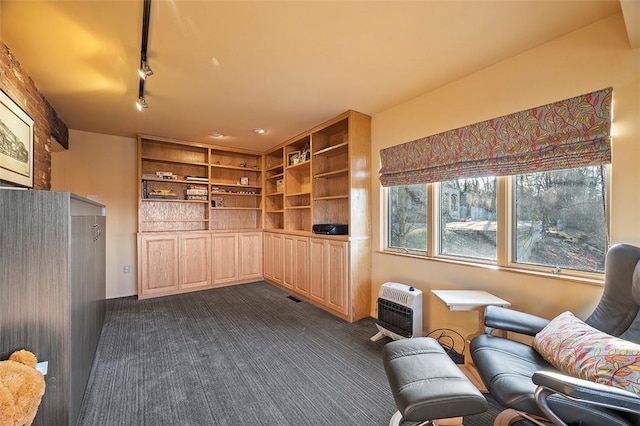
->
138, 62, 154, 79
136, 97, 149, 111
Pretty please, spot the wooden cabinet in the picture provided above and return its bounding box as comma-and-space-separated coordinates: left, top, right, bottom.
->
1, 191, 106, 426
211, 231, 262, 285
264, 232, 283, 285
137, 135, 264, 299
324, 239, 349, 316
239, 232, 263, 281
262, 111, 371, 322
138, 234, 180, 297
309, 237, 326, 304
283, 234, 309, 296
180, 233, 211, 289
212, 233, 238, 285
136, 111, 370, 317
138, 230, 261, 298
308, 238, 350, 318
265, 233, 369, 322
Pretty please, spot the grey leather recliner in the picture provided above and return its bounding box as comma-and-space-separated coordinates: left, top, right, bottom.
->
470, 243, 640, 425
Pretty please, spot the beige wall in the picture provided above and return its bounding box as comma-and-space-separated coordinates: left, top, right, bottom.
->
371, 13, 640, 337
51, 130, 138, 298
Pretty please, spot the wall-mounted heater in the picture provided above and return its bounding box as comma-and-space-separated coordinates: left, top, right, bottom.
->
371, 282, 423, 341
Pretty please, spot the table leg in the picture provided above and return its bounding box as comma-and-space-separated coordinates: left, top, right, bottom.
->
458, 308, 488, 392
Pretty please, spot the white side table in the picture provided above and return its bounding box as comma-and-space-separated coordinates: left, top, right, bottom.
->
431, 290, 510, 392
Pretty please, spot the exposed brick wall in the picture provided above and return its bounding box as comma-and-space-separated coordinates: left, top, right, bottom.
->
0, 41, 68, 190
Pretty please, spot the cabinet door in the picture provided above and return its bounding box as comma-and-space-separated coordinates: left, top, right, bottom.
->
282, 235, 296, 291
308, 238, 326, 303
238, 232, 263, 281
139, 234, 180, 297
283, 234, 309, 295
264, 233, 283, 285
263, 233, 275, 281
325, 240, 349, 316
212, 233, 239, 285
293, 236, 309, 296
180, 233, 211, 289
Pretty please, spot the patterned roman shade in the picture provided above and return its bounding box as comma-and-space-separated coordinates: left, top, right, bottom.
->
379, 88, 612, 186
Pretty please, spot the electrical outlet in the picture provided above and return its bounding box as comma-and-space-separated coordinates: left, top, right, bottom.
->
36, 361, 48, 375
123, 265, 130, 273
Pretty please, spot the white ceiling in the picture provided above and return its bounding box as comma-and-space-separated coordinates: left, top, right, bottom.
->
0, 0, 634, 152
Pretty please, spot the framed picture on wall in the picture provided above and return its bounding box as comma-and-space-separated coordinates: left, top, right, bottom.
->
0, 89, 34, 187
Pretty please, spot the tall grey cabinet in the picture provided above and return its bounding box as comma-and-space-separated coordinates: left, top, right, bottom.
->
0, 190, 106, 426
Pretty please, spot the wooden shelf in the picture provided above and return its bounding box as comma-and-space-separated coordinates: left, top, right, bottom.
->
142, 177, 208, 184
314, 142, 348, 157
314, 195, 349, 201
286, 160, 311, 170
210, 164, 261, 172
287, 205, 311, 210
142, 198, 209, 203
286, 191, 311, 197
141, 219, 208, 223
266, 173, 285, 180
266, 209, 285, 213
266, 164, 284, 172
210, 207, 262, 211
211, 192, 261, 197
142, 155, 208, 166
314, 168, 349, 179
211, 182, 261, 187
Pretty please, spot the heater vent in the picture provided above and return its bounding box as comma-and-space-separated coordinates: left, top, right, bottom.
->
379, 287, 411, 306
371, 282, 423, 342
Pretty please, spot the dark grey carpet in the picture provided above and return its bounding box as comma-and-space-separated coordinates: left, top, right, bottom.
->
78, 281, 503, 425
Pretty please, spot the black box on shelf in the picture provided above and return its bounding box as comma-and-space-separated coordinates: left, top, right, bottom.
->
312, 224, 348, 235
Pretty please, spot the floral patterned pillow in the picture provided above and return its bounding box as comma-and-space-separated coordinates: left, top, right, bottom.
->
533, 311, 640, 394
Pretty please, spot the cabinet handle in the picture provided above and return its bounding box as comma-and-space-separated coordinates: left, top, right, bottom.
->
93, 223, 101, 241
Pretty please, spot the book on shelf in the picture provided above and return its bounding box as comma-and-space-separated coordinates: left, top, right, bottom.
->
186, 195, 208, 201
187, 184, 207, 190
186, 189, 208, 196
147, 194, 178, 199
147, 189, 178, 199
185, 176, 208, 182
142, 172, 178, 180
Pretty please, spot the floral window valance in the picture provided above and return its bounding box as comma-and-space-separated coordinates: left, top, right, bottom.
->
379, 88, 612, 187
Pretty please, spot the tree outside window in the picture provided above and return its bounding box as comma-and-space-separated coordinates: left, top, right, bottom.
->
515, 165, 607, 272
388, 184, 427, 251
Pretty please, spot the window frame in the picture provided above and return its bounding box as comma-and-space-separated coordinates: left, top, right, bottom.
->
382, 165, 611, 280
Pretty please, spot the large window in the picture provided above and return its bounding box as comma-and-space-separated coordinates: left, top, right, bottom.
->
380, 89, 612, 276
388, 184, 427, 251
440, 177, 497, 261
514, 166, 608, 273
385, 165, 609, 275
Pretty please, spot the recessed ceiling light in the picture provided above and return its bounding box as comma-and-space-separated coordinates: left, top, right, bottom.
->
253, 128, 266, 135
211, 132, 224, 138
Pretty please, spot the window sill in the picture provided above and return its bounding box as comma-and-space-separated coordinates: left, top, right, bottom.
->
377, 249, 604, 287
